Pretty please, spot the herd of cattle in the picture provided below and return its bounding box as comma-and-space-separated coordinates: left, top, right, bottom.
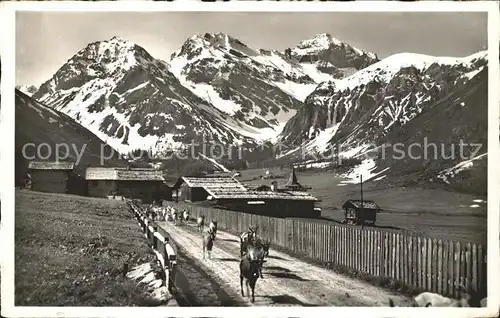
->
145, 204, 489, 307
146, 204, 271, 303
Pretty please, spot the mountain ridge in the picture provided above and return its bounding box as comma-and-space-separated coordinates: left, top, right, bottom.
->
31, 33, 379, 155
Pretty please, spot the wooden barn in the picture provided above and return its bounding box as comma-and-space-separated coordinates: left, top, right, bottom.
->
28, 161, 75, 194
85, 167, 171, 203
206, 187, 320, 218
172, 175, 320, 218
171, 176, 246, 202
341, 199, 381, 225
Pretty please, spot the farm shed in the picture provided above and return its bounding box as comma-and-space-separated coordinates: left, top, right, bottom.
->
206, 187, 320, 218
28, 161, 75, 194
171, 176, 246, 202
341, 199, 381, 225
85, 167, 171, 203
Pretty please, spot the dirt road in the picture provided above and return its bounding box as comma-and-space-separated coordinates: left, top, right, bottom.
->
158, 220, 413, 307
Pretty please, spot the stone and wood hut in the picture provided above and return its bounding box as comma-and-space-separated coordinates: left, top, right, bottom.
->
341, 199, 381, 225
28, 161, 75, 194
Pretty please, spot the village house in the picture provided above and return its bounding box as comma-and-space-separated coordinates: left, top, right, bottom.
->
172, 175, 320, 218
28, 161, 75, 194
85, 167, 171, 203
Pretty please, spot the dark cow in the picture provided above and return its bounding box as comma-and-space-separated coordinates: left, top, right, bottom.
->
253, 238, 271, 278
239, 257, 260, 303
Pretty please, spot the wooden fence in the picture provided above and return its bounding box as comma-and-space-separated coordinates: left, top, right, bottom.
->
128, 201, 177, 292
129, 201, 201, 305
170, 202, 487, 298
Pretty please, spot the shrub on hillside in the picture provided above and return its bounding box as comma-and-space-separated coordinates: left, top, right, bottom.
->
338, 157, 362, 168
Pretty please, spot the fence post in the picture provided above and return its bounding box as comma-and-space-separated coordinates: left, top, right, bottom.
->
152, 224, 158, 249
165, 242, 177, 292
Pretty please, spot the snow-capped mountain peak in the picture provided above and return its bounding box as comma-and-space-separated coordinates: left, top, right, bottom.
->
31, 33, 381, 155
34, 36, 149, 103
75, 36, 139, 75
296, 33, 343, 50
291, 33, 379, 69
170, 32, 259, 64
16, 84, 38, 97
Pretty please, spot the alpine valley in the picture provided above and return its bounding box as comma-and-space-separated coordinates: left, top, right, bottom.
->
18, 32, 488, 194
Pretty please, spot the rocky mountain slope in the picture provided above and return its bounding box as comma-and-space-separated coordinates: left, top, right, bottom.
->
276, 51, 488, 194
15, 89, 124, 185
278, 50, 487, 153
32, 33, 378, 155
373, 65, 488, 194
16, 84, 38, 97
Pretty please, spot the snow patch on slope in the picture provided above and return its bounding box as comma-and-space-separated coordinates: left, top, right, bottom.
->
437, 152, 487, 184
340, 159, 390, 184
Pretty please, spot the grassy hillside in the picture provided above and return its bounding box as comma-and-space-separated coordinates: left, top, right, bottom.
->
239, 167, 487, 244
14, 190, 162, 306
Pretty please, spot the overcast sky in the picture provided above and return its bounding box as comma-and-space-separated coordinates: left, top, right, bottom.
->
16, 11, 487, 86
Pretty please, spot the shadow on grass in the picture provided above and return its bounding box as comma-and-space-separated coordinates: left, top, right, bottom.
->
321, 217, 403, 231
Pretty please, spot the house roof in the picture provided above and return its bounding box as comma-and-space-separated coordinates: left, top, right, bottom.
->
342, 200, 380, 210
206, 188, 318, 201
28, 161, 75, 170
172, 176, 246, 190
85, 167, 165, 181
174, 175, 318, 201
245, 184, 272, 191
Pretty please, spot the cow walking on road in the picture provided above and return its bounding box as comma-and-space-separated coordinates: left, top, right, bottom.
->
239, 226, 258, 257
247, 238, 271, 279
209, 220, 218, 237
240, 257, 260, 303
172, 209, 178, 225
202, 229, 216, 259
182, 210, 190, 224
196, 214, 205, 232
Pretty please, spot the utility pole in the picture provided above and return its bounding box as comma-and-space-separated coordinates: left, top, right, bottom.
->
360, 175, 364, 227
